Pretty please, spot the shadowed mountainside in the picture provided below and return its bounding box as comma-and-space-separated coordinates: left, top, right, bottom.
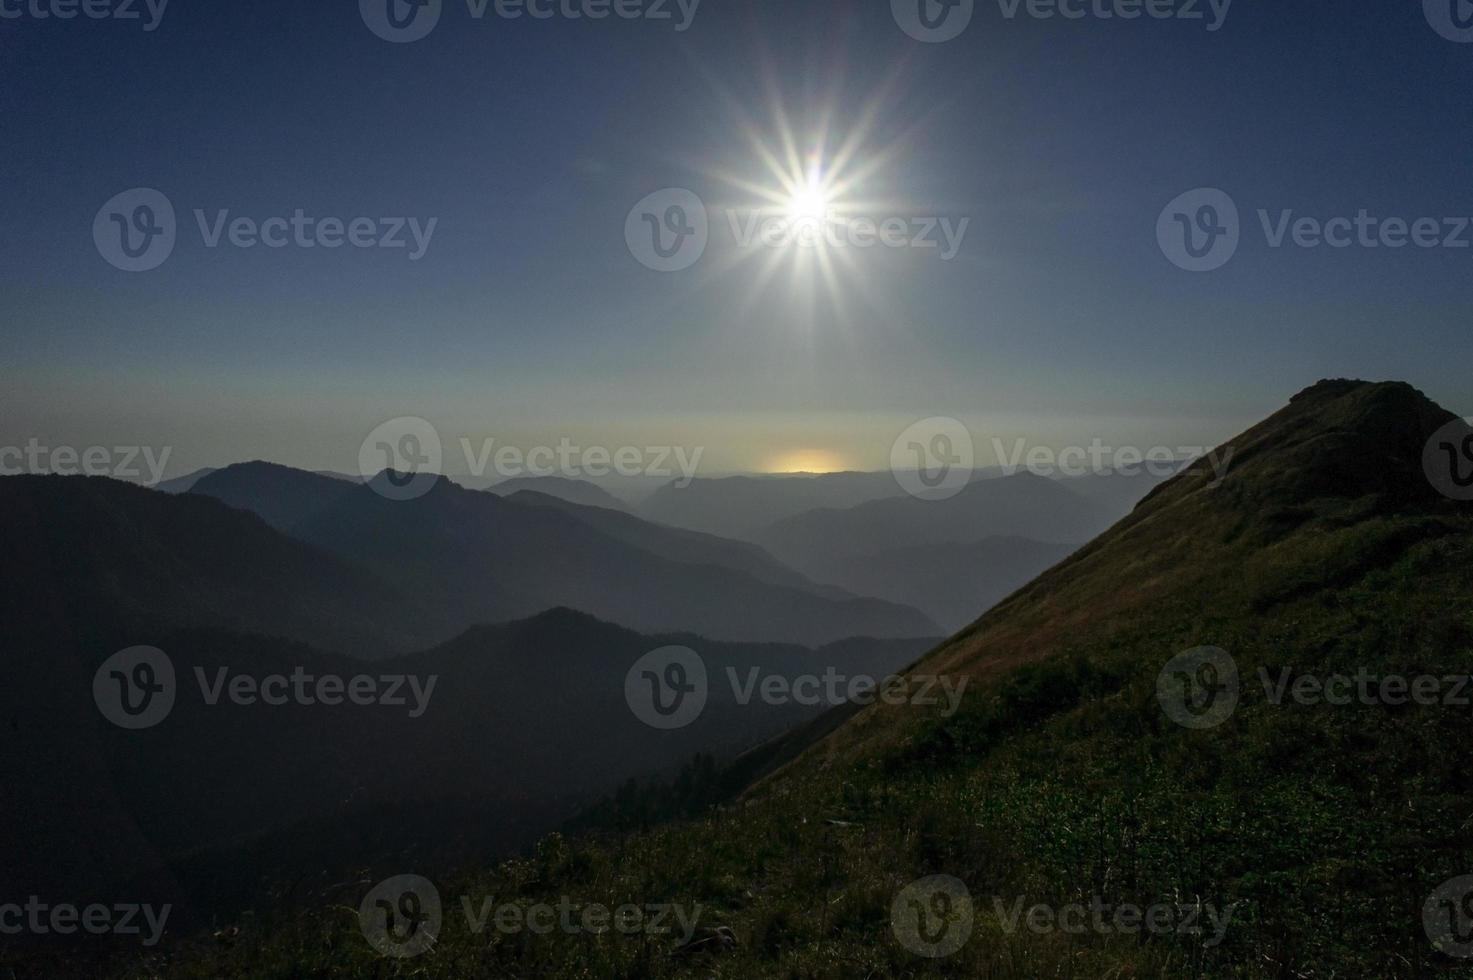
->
188, 461, 358, 531
638, 470, 907, 539
506, 488, 852, 598
0, 599, 935, 939
821, 535, 1079, 631
488, 475, 629, 510
751, 471, 1106, 570
107, 380, 1473, 979
183, 463, 939, 647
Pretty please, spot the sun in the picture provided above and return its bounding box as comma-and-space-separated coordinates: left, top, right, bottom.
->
784, 168, 834, 224
684, 69, 922, 324
763, 449, 848, 474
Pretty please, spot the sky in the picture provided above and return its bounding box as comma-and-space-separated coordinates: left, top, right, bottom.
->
3, 0, 1472, 480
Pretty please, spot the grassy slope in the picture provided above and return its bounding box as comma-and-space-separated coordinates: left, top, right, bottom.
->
110, 381, 1473, 978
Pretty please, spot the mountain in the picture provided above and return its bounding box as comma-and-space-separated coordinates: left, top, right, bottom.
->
638, 470, 908, 538
297, 475, 939, 645
751, 471, 1109, 580
505, 489, 850, 597
0, 599, 934, 932
153, 466, 218, 494
189, 461, 359, 531
160, 466, 359, 498
488, 475, 629, 510
181, 463, 937, 646
1057, 466, 1178, 516
124, 381, 1473, 978
749, 470, 1166, 628
822, 536, 1079, 631
0, 475, 442, 657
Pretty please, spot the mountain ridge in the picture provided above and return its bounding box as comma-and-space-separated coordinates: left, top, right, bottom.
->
114, 378, 1473, 979
182, 463, 940, 647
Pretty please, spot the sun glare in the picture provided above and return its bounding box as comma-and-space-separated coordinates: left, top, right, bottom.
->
686, 64, 922, 325
785, 168, 833, 223
763, 449, 848, 474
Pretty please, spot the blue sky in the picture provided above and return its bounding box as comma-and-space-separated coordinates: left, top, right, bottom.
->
3, 0, 1471, 477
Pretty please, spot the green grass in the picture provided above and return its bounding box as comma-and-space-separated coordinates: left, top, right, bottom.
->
97, 511, 1473, 979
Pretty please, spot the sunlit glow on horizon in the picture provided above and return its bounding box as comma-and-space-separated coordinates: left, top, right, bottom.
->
761, 448, 850, 474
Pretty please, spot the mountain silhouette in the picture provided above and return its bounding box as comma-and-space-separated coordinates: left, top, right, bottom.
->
822, 536, 1079, 631
189, 461, 358, 530
0, 599, 934, 925
153, 466, 219, 494
638, 470, 907, 538
489, 475, 629, 510
117, 380, 1473, 979
749, 471, 1110, 583
188, 462, 939, 646
0, 474, 439, 657
505, 488, 851, 597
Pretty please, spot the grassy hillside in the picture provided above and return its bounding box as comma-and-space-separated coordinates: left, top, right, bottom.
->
75, 381, 1473, 978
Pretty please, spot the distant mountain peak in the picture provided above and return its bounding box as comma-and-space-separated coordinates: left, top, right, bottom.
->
363, 468, 455, 496
490, 475, 627, 510
191, 461, 361, 531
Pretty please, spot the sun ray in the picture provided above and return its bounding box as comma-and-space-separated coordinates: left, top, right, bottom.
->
666, 41, 935, 333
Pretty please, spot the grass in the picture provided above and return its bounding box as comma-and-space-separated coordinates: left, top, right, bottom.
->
17, 381, 1473, 979
91, 507, 1473, 979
